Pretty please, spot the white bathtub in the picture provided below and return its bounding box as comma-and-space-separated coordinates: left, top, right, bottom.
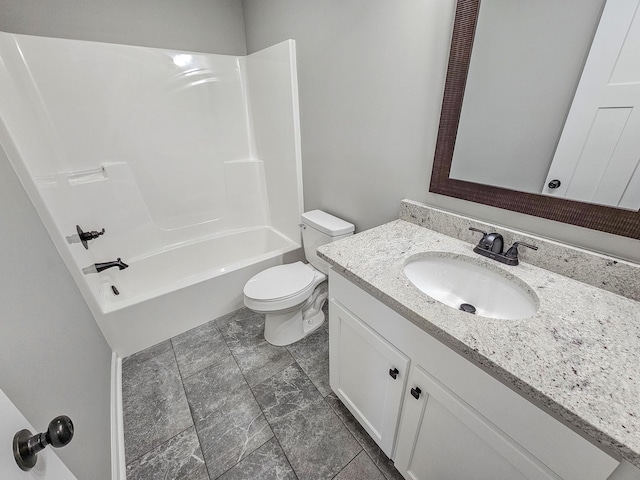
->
94, 226, 300, 357
0, 34, 304, 357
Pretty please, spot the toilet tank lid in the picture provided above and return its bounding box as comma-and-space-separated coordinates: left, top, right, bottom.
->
301, 210, 354, 236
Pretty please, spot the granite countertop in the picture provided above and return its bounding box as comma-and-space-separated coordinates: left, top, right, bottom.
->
318, 219, 640, 468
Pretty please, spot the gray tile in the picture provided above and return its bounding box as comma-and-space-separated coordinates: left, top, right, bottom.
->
215, 307, 258, 331
368, 452, 404, 480
183, 354, 274, 478
217, 437, 296, 480
253, 364, 325, 422
324, 393, 378, 451
236, 342, 295, 387
254, 364, 361, 479
215, 308, 270, 352
123, 350, 193, 462
286, 325, 330, 396
325, 393, 403, 480
270, 400, 361, 479
125, 426, 207, 480
218, 307, 294, 386
196, 392, 273, 479
183, 356, 248, 424
171, 320, 231, 379
335, 450, 386, 480
122, 340, 172, 369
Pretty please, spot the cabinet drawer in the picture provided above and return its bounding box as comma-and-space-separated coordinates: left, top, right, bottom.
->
329, 299, 409, 457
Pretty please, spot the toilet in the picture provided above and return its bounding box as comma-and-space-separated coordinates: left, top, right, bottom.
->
243, 210, 354, 346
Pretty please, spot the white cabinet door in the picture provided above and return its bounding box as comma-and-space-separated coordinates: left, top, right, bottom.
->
329, 299, 409, 457
394, 364, 561, 480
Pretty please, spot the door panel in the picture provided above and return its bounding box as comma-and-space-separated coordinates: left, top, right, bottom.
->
329, 299, 409, 457
394, 365, 560, 480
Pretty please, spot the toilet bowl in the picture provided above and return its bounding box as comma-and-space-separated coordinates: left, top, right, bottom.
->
244, 261, 328, 346
243, 210, 354, 346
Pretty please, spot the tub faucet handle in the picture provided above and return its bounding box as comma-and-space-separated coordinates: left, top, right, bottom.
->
76, 225, 105, 249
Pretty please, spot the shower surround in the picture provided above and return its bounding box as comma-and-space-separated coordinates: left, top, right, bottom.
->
0, 32, 303, 356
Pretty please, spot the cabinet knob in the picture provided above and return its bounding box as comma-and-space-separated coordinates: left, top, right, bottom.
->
389, 368, 399, 379
411, 387, 422, 400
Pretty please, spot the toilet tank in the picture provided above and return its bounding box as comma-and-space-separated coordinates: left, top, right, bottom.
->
301, 210, 354, 274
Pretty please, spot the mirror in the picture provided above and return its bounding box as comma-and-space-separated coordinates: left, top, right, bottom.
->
430, 0, 640, 239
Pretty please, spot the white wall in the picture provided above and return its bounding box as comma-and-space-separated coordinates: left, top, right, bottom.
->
243, 0, 456, 230
243, 0, 640, 262
0, 146, 112, 480
0, 0, 247, 54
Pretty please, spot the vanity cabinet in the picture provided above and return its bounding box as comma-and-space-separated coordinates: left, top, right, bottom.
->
328, 269, 619, 480
329, 299, 409, 457
394, 363, 559, 480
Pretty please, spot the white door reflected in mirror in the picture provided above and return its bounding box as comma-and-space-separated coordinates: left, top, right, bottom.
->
543, 0, 640, 210
449, 0, 640, 212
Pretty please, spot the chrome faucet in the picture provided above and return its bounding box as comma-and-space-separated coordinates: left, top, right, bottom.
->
82, 258, 129, 274
469, 227, 537, 265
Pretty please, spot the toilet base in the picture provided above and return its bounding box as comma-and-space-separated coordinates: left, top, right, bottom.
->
264, 284, 328, 346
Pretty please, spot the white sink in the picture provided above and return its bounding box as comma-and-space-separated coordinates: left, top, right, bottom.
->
404, 254, 538, 320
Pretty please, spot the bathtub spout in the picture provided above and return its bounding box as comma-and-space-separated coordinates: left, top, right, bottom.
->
93, 258, 129, 273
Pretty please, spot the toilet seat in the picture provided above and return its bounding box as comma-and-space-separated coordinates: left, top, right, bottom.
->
244, 262, 326, 313
244, 262, 315, 301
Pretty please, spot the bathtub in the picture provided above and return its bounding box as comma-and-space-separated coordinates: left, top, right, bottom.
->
0, 33, 304, 357
94, 226, 300, 357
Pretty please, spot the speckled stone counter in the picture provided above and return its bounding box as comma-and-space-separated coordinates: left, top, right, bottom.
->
318, 218, 640, 469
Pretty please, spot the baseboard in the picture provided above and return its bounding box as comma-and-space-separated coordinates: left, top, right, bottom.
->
110, 352, 126, 480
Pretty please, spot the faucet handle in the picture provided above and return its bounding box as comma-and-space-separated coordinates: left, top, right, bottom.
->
505, 241, 538, 264
507, 241, 538, 253
468, 227, 488, 237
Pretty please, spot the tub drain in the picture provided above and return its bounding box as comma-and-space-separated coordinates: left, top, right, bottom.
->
459, 303, 476, 314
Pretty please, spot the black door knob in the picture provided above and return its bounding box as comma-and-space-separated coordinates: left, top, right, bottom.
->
411, 387, 422, 399
547, 179, 562, 189
389, 368, 399, 379
47, 415, 74, 448
13, 415, 74, 471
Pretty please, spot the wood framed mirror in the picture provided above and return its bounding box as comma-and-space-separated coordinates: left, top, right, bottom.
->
429, 0, 640, 239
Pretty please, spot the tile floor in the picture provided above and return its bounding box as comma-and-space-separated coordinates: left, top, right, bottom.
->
122, 306, 404, 480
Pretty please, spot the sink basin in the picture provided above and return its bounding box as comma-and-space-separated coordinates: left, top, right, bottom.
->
404, 254, 538, 320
